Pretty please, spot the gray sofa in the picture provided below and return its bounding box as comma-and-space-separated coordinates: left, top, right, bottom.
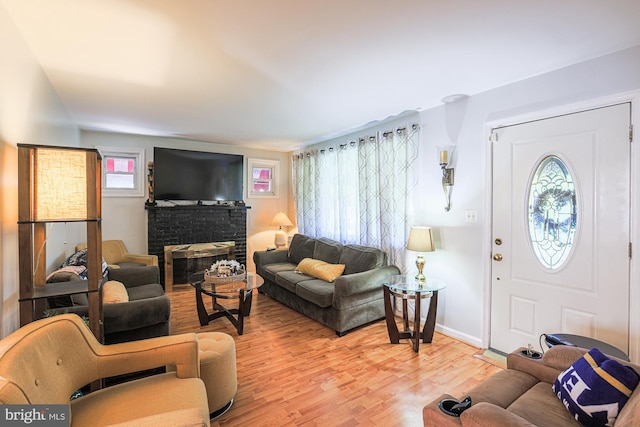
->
254, 234, 400, 335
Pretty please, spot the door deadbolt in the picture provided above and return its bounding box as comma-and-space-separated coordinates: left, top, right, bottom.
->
493, 253, 503, 261
495, 238, 502, 245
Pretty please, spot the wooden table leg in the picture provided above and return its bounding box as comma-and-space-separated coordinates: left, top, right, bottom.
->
413, 291, 421, 352
383, 286, 400, 344
402, 296, 411, 332
422, 291, 438, 343
194, 285, 209, 326
242, 289, 254, 316
235, 289, 246, 335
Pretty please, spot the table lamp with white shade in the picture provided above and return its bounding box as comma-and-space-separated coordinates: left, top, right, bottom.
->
406, 226, 435, 282
270, 212, 293, 248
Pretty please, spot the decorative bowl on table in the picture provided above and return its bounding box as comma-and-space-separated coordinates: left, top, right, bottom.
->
204, 260, 246, 285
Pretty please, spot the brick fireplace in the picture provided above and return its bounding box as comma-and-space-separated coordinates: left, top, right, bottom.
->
146, 204, 249, 288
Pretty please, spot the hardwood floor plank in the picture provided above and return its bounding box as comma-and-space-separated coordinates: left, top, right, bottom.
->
169, 287, 503, 426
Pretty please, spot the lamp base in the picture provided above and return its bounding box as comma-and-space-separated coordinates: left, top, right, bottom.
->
415, 254, 426, 283
274, 230, 287, 248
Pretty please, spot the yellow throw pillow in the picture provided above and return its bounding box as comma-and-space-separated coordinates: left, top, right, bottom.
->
295, 258, 345, 282
102, 280, 129, 304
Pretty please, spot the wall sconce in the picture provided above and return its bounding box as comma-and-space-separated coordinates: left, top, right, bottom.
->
406, 226, 435, 282
437, 145, 455, 212
270, 212, 293, 248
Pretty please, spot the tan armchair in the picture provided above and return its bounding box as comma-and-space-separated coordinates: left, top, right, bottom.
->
77, 239, 158, 268
0, 314, 209, 426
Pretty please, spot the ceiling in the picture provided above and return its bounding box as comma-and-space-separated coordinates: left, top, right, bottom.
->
3, 0, 640, 151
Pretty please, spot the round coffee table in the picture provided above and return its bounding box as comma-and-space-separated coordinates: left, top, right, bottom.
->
189, 271, 264, 335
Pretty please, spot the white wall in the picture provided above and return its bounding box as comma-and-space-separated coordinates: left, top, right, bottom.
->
80, 130, 294, 273
416, 45, 640, 356
0, 5, 81, 337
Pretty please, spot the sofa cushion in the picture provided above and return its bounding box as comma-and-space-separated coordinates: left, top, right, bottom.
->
115, 262, 148, 268
340, 245, 386, 274
70, 373, 208, 426
103, 281, 129, 304
108, 266, 160, 287
552, 347, 640, 427
465, 368, 539, 409
296, 280, 335, 308
295, 258, 345, 282
615, 381, 640, 425
127, 283, 165, 301
106, 408, 207, 427
507, 382, 579, 426
275, 271, 314, 293
313, 238, 343, 264
261, 262, 297, 283
288, 234, 316, 264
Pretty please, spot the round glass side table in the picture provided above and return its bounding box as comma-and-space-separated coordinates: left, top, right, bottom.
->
383, 275, 446, 352
189, 271, 264, 335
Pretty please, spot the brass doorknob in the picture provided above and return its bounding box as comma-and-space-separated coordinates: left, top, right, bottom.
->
493, 253, 503, 261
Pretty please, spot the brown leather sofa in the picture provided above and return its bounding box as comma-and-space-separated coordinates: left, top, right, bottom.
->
0, 314, 210, 426
423, 345, 640, 426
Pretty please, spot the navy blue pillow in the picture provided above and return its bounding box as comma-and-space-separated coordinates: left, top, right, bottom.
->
552, 347, 639, 426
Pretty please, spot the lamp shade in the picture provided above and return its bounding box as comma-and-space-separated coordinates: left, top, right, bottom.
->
269, 212, 293, 228
407, 227, 435, 252
30, 147, 99, 221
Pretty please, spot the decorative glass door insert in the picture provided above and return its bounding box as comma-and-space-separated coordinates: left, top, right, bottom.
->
527, 155, 577, 269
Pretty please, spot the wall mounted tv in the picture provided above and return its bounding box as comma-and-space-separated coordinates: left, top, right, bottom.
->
153, 147, 244, 202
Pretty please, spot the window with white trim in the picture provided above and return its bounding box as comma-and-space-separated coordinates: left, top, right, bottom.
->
99, 147, 145, 197
248, 158, 279, 198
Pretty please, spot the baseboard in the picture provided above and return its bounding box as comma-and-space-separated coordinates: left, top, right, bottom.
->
435, 324, 482, 348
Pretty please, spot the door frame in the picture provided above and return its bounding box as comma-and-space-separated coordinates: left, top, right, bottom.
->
483, 90, 640, 362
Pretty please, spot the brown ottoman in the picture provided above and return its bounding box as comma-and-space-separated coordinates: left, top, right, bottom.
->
196, 332, 237, 418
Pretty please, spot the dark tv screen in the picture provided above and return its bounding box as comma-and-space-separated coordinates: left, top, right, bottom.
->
153, 147, 244, 202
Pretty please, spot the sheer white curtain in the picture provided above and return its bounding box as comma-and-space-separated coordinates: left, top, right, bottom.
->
292, 122, 419, 271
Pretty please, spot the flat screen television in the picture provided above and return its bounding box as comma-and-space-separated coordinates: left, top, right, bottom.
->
153, 147, 244, 202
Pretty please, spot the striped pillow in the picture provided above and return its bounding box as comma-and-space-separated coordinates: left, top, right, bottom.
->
552, 347, 639, 426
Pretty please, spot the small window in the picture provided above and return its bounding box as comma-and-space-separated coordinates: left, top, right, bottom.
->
248, 158, 279, 198
99, 147, 145, 197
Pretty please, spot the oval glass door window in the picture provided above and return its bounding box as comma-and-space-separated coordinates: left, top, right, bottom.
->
528, 155, 577, 269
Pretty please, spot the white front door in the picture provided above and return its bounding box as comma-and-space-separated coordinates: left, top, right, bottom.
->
490, 103, 631, 354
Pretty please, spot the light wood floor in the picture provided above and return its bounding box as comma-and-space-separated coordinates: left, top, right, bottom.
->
169, 286, 504, 427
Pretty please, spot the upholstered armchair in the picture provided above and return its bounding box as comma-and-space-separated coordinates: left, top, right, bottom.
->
48, 265, 170, 344
0, 314, 210, 426
77, 239, 158, 268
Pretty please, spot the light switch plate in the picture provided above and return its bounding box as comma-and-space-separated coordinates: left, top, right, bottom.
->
465, 209, 478, 223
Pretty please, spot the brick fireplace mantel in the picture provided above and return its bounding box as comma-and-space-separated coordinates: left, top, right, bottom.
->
146, 204, 249, 288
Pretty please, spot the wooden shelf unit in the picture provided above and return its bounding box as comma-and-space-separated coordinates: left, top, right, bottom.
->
17, 144, 103, 341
